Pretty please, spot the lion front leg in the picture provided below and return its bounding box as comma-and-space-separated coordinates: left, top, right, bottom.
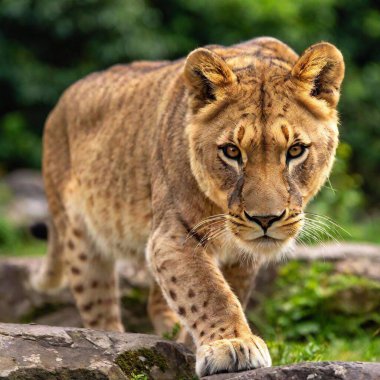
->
221, 260, 263, 310
146, 221, 271, 377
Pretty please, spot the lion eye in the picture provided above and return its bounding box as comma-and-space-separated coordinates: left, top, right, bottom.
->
222, 144, 241, 160
287, 144, 305, 160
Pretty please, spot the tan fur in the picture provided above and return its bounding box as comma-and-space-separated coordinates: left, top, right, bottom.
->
33, 37, 344, 376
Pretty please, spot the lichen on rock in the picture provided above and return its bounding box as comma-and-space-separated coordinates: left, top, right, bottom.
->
115, 348, 168, 378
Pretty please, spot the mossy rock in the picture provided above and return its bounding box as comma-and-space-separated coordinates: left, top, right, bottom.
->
115, 346, 196, 380
116, 347, 168, 378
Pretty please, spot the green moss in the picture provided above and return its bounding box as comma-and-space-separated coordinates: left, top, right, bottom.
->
115, 348, 168, 379
20, 302, 65, 323
130, 373, 149, 380
121, 288, 148, 308
162, 322, 181, 341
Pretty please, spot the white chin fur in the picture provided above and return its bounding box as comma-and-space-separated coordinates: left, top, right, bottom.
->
215, 230, 296, 266
234, 234, 296, 263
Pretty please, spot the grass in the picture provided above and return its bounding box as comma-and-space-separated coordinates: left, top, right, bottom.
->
0, 239, 46, 257
250, 261, 380, 364
268, 336, 380, 365
322, 336, 380, 362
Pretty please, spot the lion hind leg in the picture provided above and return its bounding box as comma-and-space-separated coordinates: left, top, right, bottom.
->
31, 219, 67, 293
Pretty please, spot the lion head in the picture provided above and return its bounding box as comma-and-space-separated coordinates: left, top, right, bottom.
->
184, 39, 345, 256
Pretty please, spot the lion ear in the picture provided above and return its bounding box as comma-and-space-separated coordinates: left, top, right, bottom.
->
291, 42, 345, 109
184, 48, 236, 111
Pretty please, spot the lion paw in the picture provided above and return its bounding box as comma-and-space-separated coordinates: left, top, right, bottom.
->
196, 336, 271, 377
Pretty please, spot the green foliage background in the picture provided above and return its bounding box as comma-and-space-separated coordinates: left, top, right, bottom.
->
251, 261, 380, 364
0, 0, 379, 221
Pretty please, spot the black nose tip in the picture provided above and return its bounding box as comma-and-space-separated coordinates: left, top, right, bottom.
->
244, 210, 286, 231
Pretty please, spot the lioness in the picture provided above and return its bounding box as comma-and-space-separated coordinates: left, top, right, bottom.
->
33, 37, 344, 376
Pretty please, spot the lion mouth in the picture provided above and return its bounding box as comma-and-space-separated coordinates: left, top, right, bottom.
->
257, 235, 280, 242
226, 217, 301, 251
247, 235, 282, 244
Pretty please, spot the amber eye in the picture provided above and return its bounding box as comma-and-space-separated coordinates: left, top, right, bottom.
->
287, 144, 306, 160
222, 144, 241, 160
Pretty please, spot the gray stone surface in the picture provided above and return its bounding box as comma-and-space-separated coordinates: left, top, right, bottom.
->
203, 361, 380, 380
0, 258, 76, 324
2, 170, 48, 228
0, 323, 195, 379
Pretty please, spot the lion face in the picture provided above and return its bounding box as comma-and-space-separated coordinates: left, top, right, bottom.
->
184, 41, 344, 256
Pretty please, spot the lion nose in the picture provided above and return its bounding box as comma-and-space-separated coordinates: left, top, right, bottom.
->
244, 210, 286, 232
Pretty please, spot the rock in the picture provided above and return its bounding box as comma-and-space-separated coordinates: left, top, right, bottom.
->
1, 170, 48, 229
0, 258, 80, 325
203, 361, 380, 380
335, 257, 380, 282
0, 323, 195, 380
290, 243, 380, 261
